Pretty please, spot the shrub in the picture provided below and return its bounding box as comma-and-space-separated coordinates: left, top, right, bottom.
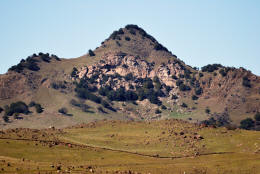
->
97, 106, 107, 113
172, 95, 178, 100
118, 28, 124, 34
192, 95, 199, 100
5, 101, 29, 116
88, 49, 95, 56
240, 118, 255, 130
3, 115, 9, 122
205, 108, 211, 114
176, 80, 183, 86
219, 69, 227, 77
255, 113, 260, 121
195, 88, 203, 95
35, 104, 43, 113
242, 77, 251, 88
70, 99, 81, 107
29, 101, 36, 107
161, 105, 167, 110
181, 103, 188, 108
71, 67, 78, 78
201, 64, 223, 72
179, 84, 191, 91
40, 53, 51, 62
81, 104, 91, 112
129, 29, 136, 35
75, 88, 101, 103
0, 107, 3, 113
125, 36, 131, 41
172, 75, 178, 80
154, 43, 168, 52
184, 70, 191, 79
124, 73, 134, 81
155, 109, 161, 114
143, 78, 154, 89
58, 107, 68, 115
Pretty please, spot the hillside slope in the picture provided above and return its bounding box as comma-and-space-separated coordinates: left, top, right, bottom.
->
0, 24, 259, 129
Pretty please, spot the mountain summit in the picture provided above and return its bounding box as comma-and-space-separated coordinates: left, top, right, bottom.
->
0, 24, 259, 129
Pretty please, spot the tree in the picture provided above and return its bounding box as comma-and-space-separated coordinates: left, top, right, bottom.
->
155, 109, 161, 114
181, 103, 188, 108
35, 104, 43, 113
58, 107, 68, 115
5, 101, 29, 116
205, 108, 211, 114
255, 113, 260, 122
242, 77, 251, 88
192, 95, 199, 100
240, 118, 255, 130
88, 49, 95, 56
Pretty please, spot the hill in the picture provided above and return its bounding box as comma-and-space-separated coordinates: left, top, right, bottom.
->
0, 24, 260, 129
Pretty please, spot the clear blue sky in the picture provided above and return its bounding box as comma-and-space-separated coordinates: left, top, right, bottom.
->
0, 0, 259, 75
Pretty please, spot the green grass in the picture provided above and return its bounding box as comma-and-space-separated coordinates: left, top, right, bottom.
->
0, 120, 260, 173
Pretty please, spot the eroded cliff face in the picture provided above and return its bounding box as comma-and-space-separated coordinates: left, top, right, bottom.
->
76, 52, 186, 90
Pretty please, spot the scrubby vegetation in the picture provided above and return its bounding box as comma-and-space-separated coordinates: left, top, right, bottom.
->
71, 67, 78, 78
201, 64, 223, 73
58, 107, 68, 115
8, 53, 60, 73
242, 76, 251, 88
28, 101, 44, 113
239, 113, 260, 130
240, 118, 254, 130
4, 101, 29, 116
88, 49, 95, 57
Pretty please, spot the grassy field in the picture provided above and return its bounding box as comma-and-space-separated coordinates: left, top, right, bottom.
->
0, 119, 259, 174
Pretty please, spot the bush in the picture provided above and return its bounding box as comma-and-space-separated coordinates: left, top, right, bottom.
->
5, 101, 29, 116
161, 105, 167, 110
29, 101, 36, 107
219, 69, 227, 77
205, 108, 211, 114
176, 80, 183, 86
3, 115, 9, 122
129, 29, 136, 35
195, 88, 203, 95
75, 88, 101, 103
124, 73, 134, 81
88, 49, 95, 56
35, 104, 43, 113
242, 77, 251, 88
125, 36, 131, 41
201, 64, 223, 73
154, 43, 169, 52
155, 109, 161, 114
58, 107, 68, 115
71, 67, 78, 78
255, 113, 260, 121
97, 106, 107, 113
172, 95, 178, 100
0, 107, 3, 113
70, 99, 81, 107
192, 95, 199, 100
240, 118, 255, 130
181, 103, 188, 108
179, 84, 191, 91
